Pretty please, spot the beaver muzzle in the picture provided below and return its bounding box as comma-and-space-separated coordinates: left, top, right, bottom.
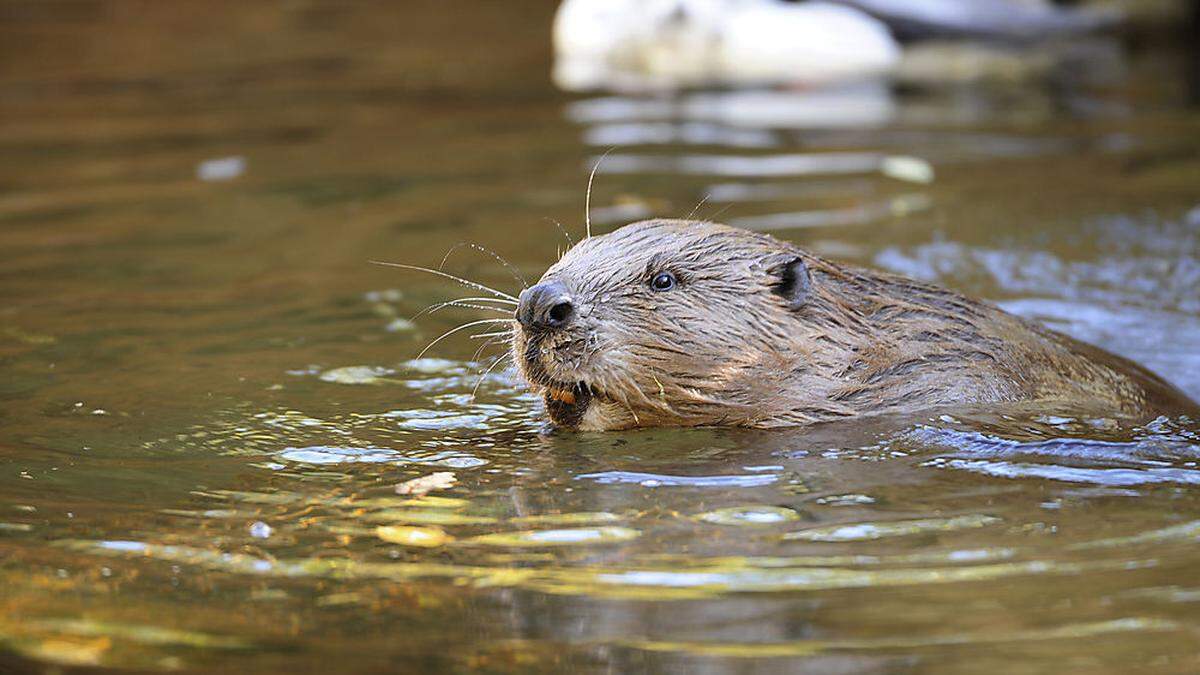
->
516, 280, 596, 427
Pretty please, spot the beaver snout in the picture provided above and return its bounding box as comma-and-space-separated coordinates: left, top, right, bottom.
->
517, 280, 575, 331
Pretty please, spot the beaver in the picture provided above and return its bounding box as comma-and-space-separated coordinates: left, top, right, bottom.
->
512, 219, 1197, 431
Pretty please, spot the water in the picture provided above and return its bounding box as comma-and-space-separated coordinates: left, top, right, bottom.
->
2, 2, 1200, 673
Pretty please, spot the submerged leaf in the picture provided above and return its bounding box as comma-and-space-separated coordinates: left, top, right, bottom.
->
375, 525, 453, 547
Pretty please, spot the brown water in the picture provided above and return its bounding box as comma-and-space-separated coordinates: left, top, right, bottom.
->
3, 2, 1200, 673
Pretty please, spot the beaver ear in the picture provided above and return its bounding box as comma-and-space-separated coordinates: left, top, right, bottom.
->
767, 256, 810, 310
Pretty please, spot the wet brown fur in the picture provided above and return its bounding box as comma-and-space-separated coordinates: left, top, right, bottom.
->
513, 219, 1197, 431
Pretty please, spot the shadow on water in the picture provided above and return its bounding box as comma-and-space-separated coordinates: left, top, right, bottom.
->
1, 1, 1200, 673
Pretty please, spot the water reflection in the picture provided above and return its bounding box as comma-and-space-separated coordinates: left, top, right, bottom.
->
24, 403, 1200, 669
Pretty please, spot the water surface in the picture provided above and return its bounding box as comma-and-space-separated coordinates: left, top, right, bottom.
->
2, 2, 1200, 673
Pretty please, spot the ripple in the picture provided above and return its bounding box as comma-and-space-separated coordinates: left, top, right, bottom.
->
388, 409, 493, 431
463, 527, 641, 547
784, 515, 1000, 542
927, 457, 1200, 486
906, 420, 1200, 486
576, 471, 778, 488
275, 446, 488, 468
402, 358, 462, 374
63, 540, 1155, 600
814, 494, 877, 506
1071, 520, 1200, 550
730, 194, 931, 231
623, 618, 1177, 658
908, 423, 1200, 465
696, 506, 802, 526
27, 619, 250, 650
510, 512, 623, 526
365, 510, 498, 526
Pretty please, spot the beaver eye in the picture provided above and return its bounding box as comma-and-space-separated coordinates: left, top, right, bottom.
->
650, 272, 676, 292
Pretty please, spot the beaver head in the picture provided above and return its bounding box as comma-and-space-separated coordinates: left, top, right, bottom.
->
513, 219, 822, 431
508, 218, 1196, 430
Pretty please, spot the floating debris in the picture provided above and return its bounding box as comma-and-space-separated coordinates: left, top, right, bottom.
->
396, 471, 458, 496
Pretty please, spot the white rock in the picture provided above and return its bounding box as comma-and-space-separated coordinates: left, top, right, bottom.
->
553, 0, 900, 92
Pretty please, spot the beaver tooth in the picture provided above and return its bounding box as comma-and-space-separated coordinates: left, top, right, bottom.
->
547, 388, 576, 405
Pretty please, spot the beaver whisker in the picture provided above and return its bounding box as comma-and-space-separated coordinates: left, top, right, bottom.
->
411, 298, 516, 322
439, 242, 528, 290
584, 148, 614, 240
469, 330, 513, 340
433, 295, 517, 307
544, 217, 576, 252
416, 318, 517, 360
437, 302, 514, 314
470, 353, 512, 402
684, 192, 711, 221
470, 335, 510, 363
369, 261, 519, 302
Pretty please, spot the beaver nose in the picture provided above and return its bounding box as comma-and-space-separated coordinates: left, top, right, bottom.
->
518, 281, 574, 331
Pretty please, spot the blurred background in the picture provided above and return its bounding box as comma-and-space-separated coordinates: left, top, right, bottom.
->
2, 1, 1200, 673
